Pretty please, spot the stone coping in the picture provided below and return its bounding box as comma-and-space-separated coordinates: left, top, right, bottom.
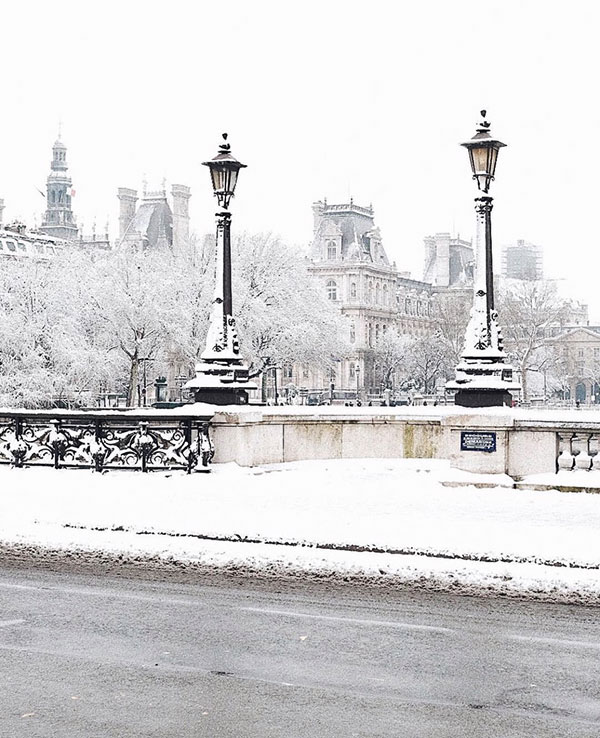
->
209, 404, 600, 430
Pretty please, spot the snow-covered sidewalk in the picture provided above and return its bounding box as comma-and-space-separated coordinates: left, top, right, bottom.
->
1, 459, 599, 603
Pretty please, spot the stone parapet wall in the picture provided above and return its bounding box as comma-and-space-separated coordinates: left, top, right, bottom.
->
210, 405, 600, 476
211, 407, 449, 466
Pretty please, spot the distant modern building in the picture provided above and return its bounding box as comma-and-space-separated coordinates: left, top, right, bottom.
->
501, 239, 543, 281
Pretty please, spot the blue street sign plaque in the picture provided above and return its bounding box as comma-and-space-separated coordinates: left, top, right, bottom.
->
460, 431, 497, 453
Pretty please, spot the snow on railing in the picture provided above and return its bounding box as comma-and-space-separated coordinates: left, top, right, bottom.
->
557, 432, 600, 472
0, 409, 214, 473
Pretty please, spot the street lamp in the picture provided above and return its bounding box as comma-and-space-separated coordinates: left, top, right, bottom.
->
355, 362, 361, 404
447, 111, 519, 407
185, 133, 257, 405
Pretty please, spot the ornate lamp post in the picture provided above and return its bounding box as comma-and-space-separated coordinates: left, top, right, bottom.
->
447, 111, 519, 407
185, 133, 257, 405
355, 362, 361, 404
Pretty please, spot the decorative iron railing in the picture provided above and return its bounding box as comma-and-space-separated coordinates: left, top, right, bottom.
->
557, 431, 600, 472
0, 409, 214, 473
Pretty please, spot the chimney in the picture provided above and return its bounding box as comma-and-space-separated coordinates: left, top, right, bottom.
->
117, 188, 138, 239
171, 184, 191, 252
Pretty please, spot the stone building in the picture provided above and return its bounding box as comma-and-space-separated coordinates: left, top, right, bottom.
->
39, 137, 78, 242
423, 232, 473, 289
293, 200, 435, 399
36, 136, 110, 250
117, 183, 191, 252
0, 222, 67, 260
545, 326, 600, 404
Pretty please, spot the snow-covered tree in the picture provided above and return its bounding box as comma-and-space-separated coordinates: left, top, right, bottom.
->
497, 280, 570, 401
231, 233, 349, 377
402, 334, 453, 394
372, 328, 412, 390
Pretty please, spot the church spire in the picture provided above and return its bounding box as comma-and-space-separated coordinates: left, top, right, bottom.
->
39, 131, 78, 241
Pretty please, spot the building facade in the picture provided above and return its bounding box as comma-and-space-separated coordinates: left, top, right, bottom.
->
0, 222, 67, 260
545, 326, 600, 404
297, 200, 435, 399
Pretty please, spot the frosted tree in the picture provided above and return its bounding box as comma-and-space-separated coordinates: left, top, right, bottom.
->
89, 247, 185, 406
403, 334, 453, 395
372, 328, 412, 390
230, 233, 349, 377
497, 280, 570, 401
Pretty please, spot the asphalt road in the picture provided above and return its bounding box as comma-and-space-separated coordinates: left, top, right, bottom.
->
0, 564, 599, 737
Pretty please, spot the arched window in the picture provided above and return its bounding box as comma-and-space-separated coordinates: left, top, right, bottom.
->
327, 240, 337, 260
383, 284, 388, 306
367, 280, 373, 303
375, 324, 380, 343
350, 281, 357, 299
326, 279, 337, 301
375, 283, 381, 304
350, 323, 356, 343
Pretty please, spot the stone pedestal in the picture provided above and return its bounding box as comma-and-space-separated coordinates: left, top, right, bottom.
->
454, 388, 512, 408
185, 360, 256, 406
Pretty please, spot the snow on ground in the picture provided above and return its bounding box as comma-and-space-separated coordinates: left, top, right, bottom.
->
0, 458, 599, 603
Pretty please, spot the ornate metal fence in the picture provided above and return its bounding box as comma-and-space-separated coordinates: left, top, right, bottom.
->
0, 410, 214, 473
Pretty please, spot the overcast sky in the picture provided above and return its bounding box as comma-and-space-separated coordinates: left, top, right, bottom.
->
2, 1, 599, 316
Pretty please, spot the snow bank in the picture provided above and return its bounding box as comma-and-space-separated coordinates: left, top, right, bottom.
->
0, 459, 599, 602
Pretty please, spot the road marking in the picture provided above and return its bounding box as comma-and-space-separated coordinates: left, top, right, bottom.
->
240, 607, 453, 633
508, 634, 600, 649
0, 619, 25, 628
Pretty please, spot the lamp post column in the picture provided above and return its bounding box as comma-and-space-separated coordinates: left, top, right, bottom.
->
185, 133, 257, 405
447, 111, 519, 407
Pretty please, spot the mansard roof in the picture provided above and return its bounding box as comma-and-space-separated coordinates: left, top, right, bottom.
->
312, 199, 390, 265
124, 195, 173, 249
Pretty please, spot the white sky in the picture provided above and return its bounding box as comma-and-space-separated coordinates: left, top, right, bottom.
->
1, 1, 599, 316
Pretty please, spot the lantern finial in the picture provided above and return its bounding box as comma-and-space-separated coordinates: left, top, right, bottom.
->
219, 133, 231, 154
477, 110, 491, 133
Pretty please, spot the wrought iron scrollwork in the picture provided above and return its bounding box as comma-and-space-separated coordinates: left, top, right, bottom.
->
0, 411, 214, 474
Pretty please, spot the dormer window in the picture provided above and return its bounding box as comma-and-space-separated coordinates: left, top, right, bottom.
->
326, 240, 337, 260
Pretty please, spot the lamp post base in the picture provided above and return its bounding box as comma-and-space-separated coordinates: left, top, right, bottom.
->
191, 387, 250, 405
453, 388, 513, 408
184, 359, 257, 407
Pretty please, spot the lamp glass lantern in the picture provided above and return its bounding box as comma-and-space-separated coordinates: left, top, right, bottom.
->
461, 111, 506, 193
202, 133, 247, 209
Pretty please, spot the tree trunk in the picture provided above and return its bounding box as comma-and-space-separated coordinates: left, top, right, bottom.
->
127, 353, 139, 407
520, 360, 529, 402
